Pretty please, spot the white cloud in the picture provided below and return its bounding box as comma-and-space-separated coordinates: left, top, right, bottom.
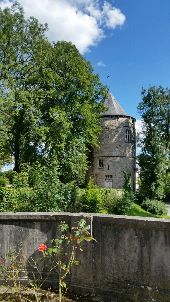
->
102, 2, 126, 29
97, 61, 106, 67
136, 119, 145, 155
0, 0, 12, 9
0, 0, 126, 54
136, 119, 143, 135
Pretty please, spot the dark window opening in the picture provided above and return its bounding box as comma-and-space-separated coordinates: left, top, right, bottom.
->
105, 175, 113, 179
125, 129, 132, 143
99, 159, 104, 168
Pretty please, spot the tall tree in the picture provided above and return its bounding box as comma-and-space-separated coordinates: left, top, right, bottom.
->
0, 3, 107, 183
0, 2, 51, 171
40, 41, 106, 183
138, 86, 170, 200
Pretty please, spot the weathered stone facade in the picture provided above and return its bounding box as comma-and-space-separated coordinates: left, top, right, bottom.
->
89, 93, 136, 189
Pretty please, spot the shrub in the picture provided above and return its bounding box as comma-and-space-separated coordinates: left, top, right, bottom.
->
60, 182, 77, 212
141, 198, 167, 216
0, 176, 8, 187
76, 186, 133, 215
102, 189, 121, 214
0, 170, 15, 184
0, 187, 34, 212
115, 192, 133, 215
0, 171, 35, 212
103, 173, 134, 215
29, 163, 72, 212
0, 164, 78, 213
103, 189, 133, 215
76, 188, 102, 213
75, 179, 103, 213
134, 190, 144, 205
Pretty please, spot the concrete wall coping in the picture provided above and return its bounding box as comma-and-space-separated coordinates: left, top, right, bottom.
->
0, 212, 169, 224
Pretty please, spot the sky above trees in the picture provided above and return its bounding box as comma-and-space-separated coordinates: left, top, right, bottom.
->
1, 0, 170, 125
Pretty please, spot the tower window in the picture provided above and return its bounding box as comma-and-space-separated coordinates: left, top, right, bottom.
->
105, 175, 113, 179
125, 129, 132, 143
99, 159, 104, 168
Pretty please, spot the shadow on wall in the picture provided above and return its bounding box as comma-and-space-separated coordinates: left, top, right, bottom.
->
0, 213, 169, 302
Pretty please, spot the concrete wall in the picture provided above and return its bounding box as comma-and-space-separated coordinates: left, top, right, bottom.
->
0, 213, 170, 302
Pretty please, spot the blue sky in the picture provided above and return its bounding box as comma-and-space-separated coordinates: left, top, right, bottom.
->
1, 0, 170, 121
88, 0, 170, 119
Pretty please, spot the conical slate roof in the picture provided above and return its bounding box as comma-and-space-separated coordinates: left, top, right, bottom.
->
101, 93, 128, 117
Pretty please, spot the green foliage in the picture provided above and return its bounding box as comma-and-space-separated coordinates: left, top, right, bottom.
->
38, 219, 94, 302
0, 176, 8, 187
120, 172, 134, 214
76, 186, 132, 215
29, 163, 77, 212
0, 170, 15, 184
0, 163, 77, 212
0, 187, 34, 212
0, 249, 24, 290
75, 174, 133, 215
0, 2, 50, 172
29, 163, 63, 211
138, 86, 170, 200
102, 189, 123, 214
0, 3, 107, 186
164, 172, 170, 202
0, 170, 34, 212
76, 188, 102, 213
141, 198, 167, 216
127, 203, 153, 217
75, 178, 102, 213
115, 193, 133, 215
103, 173, 134, 215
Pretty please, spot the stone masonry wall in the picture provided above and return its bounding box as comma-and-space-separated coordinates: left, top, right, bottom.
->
90, 116, 136, 189
0, 213, 169, 302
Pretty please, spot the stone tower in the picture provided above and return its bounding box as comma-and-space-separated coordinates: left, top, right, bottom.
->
90, 93, 136, 190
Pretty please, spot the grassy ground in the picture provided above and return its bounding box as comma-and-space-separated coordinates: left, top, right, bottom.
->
127, 203, 153, 217
127, 203, 170, 219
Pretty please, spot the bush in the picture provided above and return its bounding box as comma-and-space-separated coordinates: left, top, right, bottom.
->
0, 171, 32, 212
0, 187, 34, 212
115, 192, 133, 215
103, 173, 134, 215
134, 190, 144, 205
141, 198, 167, 216
76, 188, 102, 213
75, 178, 103, 213
76, 185, 133, 215
0, 164, 78, 213
0, 170, 15, 184
0, 176, 8, 187
103, 189, 133, 215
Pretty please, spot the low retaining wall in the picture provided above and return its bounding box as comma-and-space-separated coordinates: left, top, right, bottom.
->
0, 213, 169, 302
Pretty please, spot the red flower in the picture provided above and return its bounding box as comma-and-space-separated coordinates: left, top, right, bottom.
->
38, 244, 47, 252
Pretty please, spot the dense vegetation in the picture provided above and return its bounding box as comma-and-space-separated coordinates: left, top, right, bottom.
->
137, 86, 169, 214
0, 170, 132, 214
0, 3, 134, 216
0, 2, 107, 184
138, 86, 169, 201
0, 4, 169, 217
